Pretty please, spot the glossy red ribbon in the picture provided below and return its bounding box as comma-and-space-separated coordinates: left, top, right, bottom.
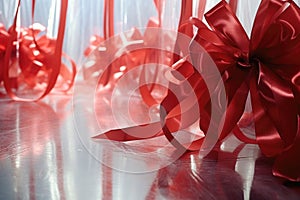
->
92, 0, 200, 146
0, 23, 9, 85
189, 0, 300, 181
95, 0, 300, 181
1, 0, 76, 101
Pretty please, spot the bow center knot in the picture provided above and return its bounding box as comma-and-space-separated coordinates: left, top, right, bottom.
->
236, 52, 258, 69
237, 58, 252, 68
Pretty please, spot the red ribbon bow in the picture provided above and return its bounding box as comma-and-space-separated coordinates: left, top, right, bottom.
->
189, 0, 300, 181
1, 0, 76, 101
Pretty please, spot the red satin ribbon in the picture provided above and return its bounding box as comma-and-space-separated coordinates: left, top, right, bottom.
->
0, 23, 9, 85
191, 0, 300, 181
1, 0, 75, 101
92, 0, 204, 150
94, 0, 300, 181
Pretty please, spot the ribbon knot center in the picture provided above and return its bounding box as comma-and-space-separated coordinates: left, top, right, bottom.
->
237, 55, 258, 69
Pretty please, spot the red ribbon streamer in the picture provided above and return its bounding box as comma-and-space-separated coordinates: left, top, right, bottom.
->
0, 23, 9, 85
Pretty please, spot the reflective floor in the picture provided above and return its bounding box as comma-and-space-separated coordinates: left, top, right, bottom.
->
1, 88, 300, 200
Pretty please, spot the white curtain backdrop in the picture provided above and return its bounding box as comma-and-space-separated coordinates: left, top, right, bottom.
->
1, 0, 299, 66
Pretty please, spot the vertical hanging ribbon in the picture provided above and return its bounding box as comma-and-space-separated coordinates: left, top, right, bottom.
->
229, 0, 238, 14
198, 0, 207, 20
0, 23, 9, 85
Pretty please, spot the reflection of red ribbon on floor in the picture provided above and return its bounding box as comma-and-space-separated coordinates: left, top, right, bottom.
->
1, 0, 76, 101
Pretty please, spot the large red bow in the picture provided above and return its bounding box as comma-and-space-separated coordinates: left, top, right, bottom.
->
189, 0, 300, 181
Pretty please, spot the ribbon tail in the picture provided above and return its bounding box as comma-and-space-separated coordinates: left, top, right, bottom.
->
249, 74, 284, 157
93, 122, 163, 141
220, 80, 249, 140
273, 118, 300, 181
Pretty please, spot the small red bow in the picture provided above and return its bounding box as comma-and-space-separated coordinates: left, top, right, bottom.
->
1, 0, 75, 101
